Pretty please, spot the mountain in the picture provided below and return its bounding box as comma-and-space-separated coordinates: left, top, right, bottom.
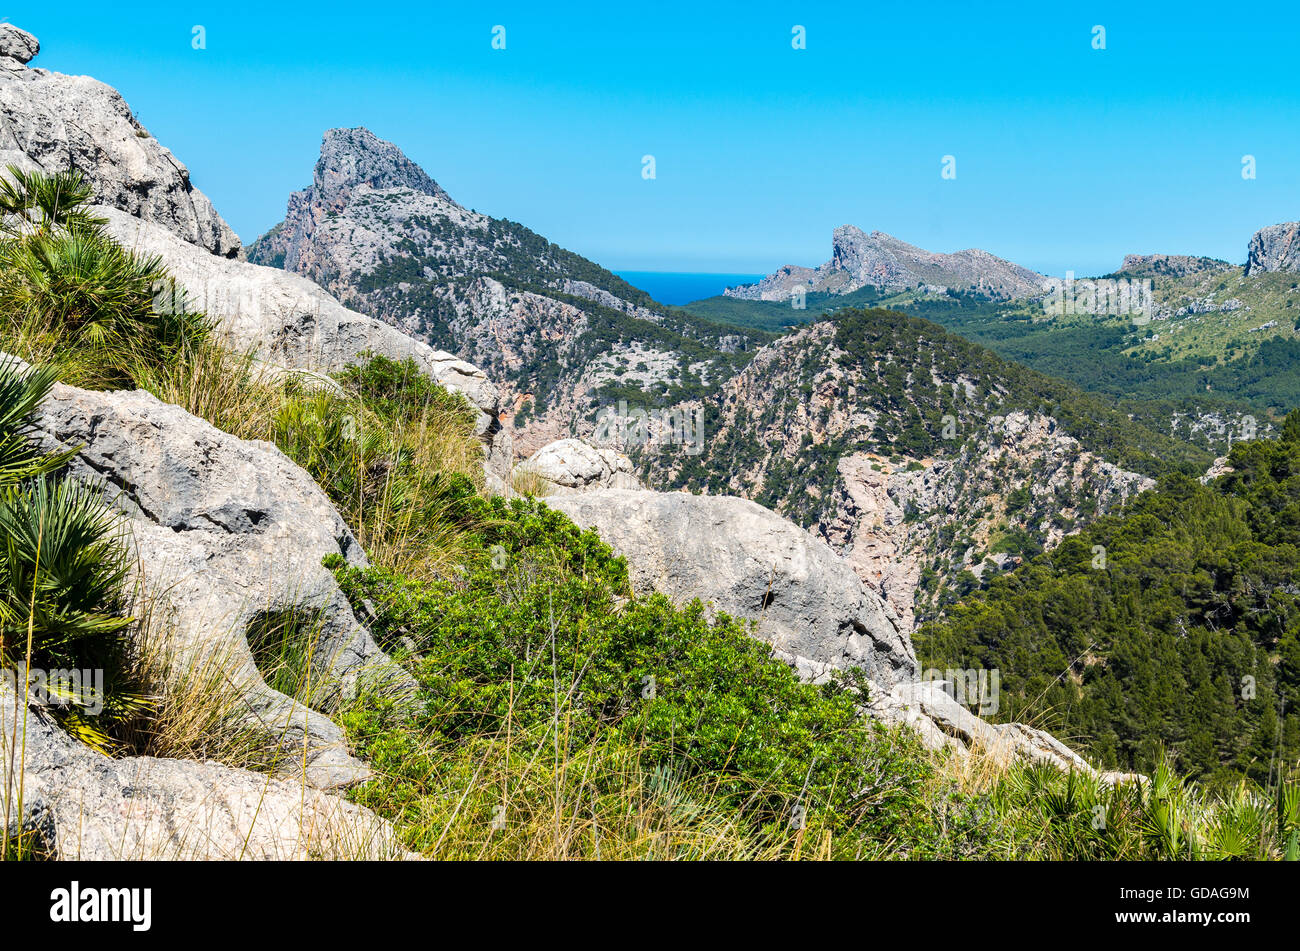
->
249, 128, 766, 457
724, 225, 1049, 302
249, 132, 1220, 634
639, 308, 1208, 630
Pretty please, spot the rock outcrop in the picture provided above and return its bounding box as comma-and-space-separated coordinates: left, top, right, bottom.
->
1245, 221, 1300, 275
100, 206, 512, 483
520, 438, 641, 493
545, 488, 916, 687
727, 225, 1048, 301
0, 27, 240, 257
1, 680, 411, 860
0, 24, 39, 66
34, 380, 412, 790
1119, 253, 1231, 278
822, 414, 1153, 630
867, 680, 1141, 784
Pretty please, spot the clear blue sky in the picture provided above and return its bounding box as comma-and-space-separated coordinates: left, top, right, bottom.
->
7, 1, 1299, 275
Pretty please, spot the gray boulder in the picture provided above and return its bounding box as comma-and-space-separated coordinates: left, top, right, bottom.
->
1, 680, 411, 860
98, 205, 513, 482
35, 381, 413, 790
0, 24, 39, 66
545, 488, 916, 686
1245, 221, 1300, 275
0, 25, 240, 256
520, 438, 641, 494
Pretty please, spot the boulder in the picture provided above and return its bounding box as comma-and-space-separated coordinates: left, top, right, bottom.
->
34, 381, 413, 790
545, 488, 916, 687
0, 26, 240, 256
869, 680, 1139, 782
520, 438, 641, 493
1, 680, 412, 860
98, 206, 513, 483
0, 24, 39, 65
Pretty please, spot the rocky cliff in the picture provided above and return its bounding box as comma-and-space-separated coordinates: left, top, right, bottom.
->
1245, 221, 1300, 275
0, 24, 240, 257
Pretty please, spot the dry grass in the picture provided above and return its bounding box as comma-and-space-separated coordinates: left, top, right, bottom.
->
509, 463, 553, 499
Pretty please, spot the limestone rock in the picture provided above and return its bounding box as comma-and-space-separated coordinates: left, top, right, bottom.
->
0, 26, 240, 256
1, 681, 412, 860
1245, 221, 1300, 275
98, 206, 512, 482
34, 381, 413, 790
1120, 253, 1231, 278
521, 438, 641, 493
0, 24, 39, 65
727, 225, 1048, 301
545, 488, 916, 687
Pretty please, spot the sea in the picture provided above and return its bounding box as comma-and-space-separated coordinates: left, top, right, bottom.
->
613, 271, 764, 307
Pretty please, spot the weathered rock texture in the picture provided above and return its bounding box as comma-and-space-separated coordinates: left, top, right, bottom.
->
0, 27, 240, 256
521, 438, 641, 493
727, 225, 1048, 301
822, 415, 1153, 630
1, 681, 411, 860
545, 488, 916, 686
100, 206, 512, 482
1245, 221, 1300, 275
866, 680, 1141, 784
34, 381, 411, 790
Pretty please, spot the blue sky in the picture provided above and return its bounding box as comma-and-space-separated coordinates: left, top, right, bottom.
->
7, 1, 1299, 275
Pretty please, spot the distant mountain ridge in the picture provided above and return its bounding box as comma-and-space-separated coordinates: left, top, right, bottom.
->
725, 225, 1049, 302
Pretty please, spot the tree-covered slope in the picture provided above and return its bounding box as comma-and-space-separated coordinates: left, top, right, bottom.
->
917, 414, 1300, 785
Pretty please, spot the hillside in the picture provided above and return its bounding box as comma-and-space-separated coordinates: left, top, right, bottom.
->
638, 308, 1210, 629
917, 415, 1300, 785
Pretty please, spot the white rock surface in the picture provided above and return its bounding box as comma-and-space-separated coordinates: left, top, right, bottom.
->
98, 206, 513, 481
521, 438, 641, 493
1, 680, 412, 860
35, 381, 413, 790
0, 26, 240, 256
546, 488, 916, 687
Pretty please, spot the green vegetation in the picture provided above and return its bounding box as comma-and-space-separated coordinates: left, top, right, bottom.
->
918, 411, 1300, 786
0, 355, 137, 752
3, 167, 1296, 860
0, 166, 209, 389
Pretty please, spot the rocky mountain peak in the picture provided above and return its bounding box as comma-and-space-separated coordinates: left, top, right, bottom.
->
0, 23, 39, 67
312, 127, 449, 211
1119, 253, 1232, 278
1245, 221, 1300, 275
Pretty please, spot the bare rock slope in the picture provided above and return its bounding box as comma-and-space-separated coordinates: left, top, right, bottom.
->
0, 25, 240, 257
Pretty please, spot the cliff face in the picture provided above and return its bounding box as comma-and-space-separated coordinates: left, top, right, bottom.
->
1245, 221, 1300, 275
726, 225, 1048, 301
642, 317, 1153, 630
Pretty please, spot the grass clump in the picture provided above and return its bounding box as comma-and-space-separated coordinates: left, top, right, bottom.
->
0, 166, 210, 389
